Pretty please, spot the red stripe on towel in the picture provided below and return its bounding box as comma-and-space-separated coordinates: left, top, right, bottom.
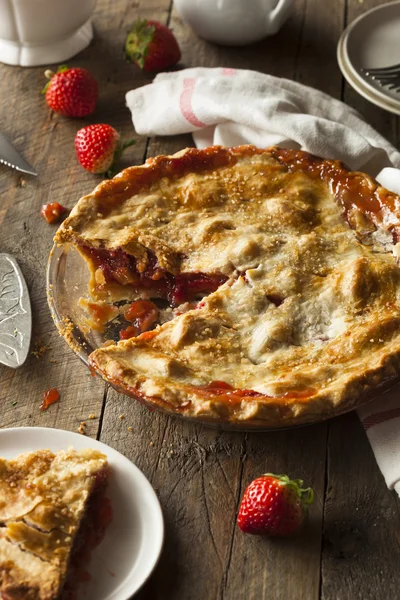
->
179, 78, 207, 128
362, 408, 400, 431
222, 68, 237, 76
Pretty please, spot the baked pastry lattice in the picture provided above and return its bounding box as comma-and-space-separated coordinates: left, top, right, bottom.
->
55, 145, 400, 427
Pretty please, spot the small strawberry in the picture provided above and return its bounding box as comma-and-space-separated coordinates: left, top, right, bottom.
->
125, 19, 181, 72
237, 473, 314, 537
43, 65, 98, 117
74, 124, 135, 177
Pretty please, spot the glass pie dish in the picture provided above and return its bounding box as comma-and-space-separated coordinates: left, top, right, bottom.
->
47, 243, 109, 368
46, 145, 400, 431
47, 242, 395, 432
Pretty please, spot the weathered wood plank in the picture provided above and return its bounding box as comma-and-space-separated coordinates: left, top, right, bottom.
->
321, 1, 400, 598
292, 0, 344, 97
321, 413, 400, 600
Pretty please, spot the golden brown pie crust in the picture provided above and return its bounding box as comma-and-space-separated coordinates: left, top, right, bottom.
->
55, 145, 400, 427
0, 448, 108, 599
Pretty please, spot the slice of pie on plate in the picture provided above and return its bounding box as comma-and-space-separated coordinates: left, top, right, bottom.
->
0, 448, 111, 599
55, 145, 400, 427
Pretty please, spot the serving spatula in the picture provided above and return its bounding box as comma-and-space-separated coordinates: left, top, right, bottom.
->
0, 254, 32, 368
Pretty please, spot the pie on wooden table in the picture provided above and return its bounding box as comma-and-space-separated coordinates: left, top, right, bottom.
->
0, 448, 111, 599
55, 145, 400, 427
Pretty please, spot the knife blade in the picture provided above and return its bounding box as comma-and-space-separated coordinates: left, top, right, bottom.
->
0, 133, 37, 176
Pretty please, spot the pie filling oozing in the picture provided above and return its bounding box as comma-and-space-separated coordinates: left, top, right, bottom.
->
78, 245, 229, 340
0, 449, 111, 600
55, 145, 400, 425
82, 246, 228, 307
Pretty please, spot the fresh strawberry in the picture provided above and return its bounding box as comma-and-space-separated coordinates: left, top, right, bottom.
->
40, 203, 68, 224
125, 19, 181, 72
43, 65, 98, 117
237, 473, 314, 537
74, 124, 135, 176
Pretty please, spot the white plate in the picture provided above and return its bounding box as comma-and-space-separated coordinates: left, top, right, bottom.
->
337, 32, 400, 116
0, 427, 164, 600
337, 1, 400, 115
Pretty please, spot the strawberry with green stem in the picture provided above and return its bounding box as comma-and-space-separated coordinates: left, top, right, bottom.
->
74, 124, 136, 178
125, 19, 181, 72
43, 65, 98, 117
237, 473, 314, 537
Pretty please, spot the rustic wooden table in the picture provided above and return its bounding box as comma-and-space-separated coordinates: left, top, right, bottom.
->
1, 0, 400, 598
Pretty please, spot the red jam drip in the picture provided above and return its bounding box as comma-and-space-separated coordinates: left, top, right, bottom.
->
269, 147, 400, 236
198, 381, 266, 404
40, 388, 60, 411
84, 246, 228, 307
203, 380, 234, 391
40, 202, 67, 224
196, 381, 316, 405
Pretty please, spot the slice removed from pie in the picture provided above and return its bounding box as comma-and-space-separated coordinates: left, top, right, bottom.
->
0, 448, 111, 600
55, 145, 400, 427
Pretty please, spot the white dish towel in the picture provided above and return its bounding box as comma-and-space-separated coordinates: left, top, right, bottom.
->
126, 67, 400, 496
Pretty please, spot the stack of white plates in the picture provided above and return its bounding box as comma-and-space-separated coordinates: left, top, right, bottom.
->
337, 0, 400, 115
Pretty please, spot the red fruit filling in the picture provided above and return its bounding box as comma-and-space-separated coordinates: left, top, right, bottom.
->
83, 246, 228, 307
119, 325, 139, 340
41, 203, 67, 224
195, 381, 316, 405
62, 468, 112, 599
120, 299, 159, 340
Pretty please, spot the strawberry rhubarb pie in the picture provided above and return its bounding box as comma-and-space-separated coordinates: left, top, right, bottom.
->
54, 145, 400, 427
0, 448, 112, 599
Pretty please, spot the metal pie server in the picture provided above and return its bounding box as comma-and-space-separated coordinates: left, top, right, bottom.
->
0, 133, 37, 176
0, 254, 32, 368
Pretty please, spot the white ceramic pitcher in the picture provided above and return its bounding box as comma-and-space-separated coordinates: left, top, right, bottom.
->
0, 0, 96, 67
173, 0, 293, 46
